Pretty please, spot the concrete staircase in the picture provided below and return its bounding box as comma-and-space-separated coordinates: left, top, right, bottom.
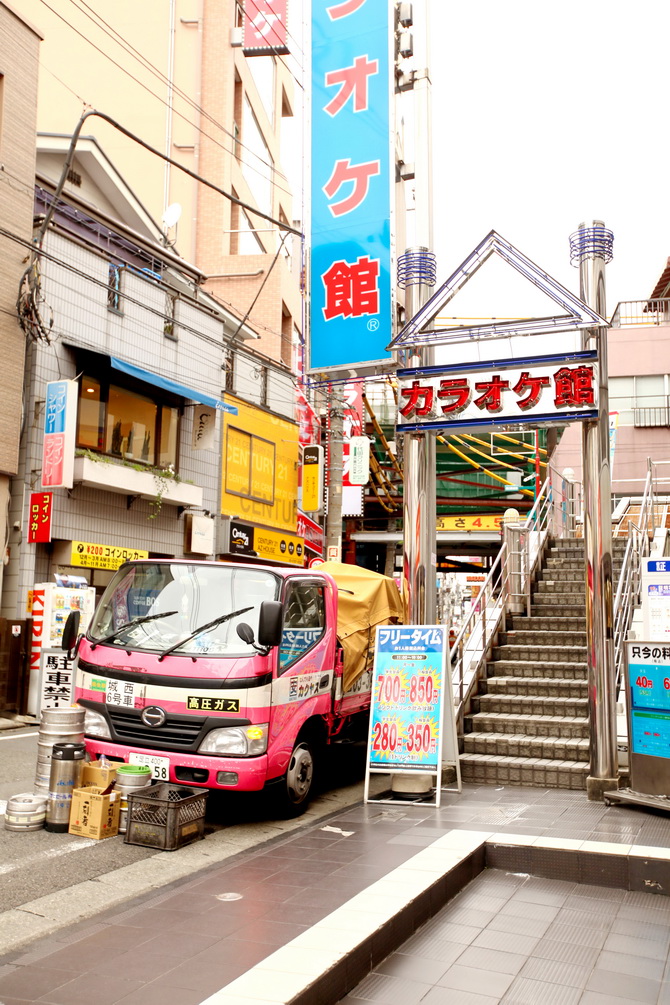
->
459, 537, 625, 789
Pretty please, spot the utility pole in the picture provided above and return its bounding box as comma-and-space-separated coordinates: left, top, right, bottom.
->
571, 221, 618, 800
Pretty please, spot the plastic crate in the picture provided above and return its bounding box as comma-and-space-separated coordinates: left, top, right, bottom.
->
124, 784, 207, 851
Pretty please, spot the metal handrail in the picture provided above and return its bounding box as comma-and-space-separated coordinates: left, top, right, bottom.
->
450, 466, 575, 726
613, 458, 658, 696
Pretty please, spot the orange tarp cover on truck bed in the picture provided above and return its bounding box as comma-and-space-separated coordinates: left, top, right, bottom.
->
318, 562, 405, 691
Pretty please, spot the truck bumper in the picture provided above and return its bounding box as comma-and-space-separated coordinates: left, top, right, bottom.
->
86, 739, 268, 791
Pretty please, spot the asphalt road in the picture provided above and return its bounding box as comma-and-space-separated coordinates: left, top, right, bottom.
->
0, 726, 376, 917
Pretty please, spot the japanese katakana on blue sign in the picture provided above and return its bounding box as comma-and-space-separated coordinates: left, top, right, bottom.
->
309, 0, 393, 374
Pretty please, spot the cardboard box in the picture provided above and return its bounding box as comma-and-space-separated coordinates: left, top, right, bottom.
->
81, 760, 118, 789
69, 786, 120, 840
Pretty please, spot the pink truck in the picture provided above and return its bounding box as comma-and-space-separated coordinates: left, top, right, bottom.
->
64, 559, 403, 814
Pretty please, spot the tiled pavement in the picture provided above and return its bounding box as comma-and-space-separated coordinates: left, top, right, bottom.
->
3, 783, 670, 1004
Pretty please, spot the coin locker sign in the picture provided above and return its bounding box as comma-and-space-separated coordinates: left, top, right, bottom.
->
70, 541, 149, 571
367, 626, 447, 773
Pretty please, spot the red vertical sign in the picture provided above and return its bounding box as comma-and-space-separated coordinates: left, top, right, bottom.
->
342, 380, 364, 487
28, 492, 53, 544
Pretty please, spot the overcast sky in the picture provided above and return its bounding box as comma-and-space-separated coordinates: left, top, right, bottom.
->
420, 0, 669, 322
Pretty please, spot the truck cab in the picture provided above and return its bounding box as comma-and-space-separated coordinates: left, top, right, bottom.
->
73, 560, 346, 813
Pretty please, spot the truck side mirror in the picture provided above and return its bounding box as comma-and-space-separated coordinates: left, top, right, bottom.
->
258, 600, 283, 648
61, 610, 81, 652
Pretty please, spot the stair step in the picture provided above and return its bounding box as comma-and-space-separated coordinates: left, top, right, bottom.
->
473, 693, 588, 717
531, 599, 586, 616
486, 676, 588, 699
499, 630, 587, 646
459, 752, 589, 789
534, 581, 585, 595
493, 644, 587, 663
507, 616, 587, 631
464, 710, 590, 738
538, 569, 586, 583
462, 731, 590, 762
490, 660, 588, 680
545, 557, 622, 572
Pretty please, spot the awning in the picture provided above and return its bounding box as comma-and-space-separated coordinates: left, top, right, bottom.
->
110, 357, 237, 414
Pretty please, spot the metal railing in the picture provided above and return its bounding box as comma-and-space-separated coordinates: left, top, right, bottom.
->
450, 466, 578, 727
613, 458, 658, 696
611, 299, 670, 328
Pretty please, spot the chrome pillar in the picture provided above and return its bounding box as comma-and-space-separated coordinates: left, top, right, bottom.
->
572, 221, 618, 799
401, 258, 436, 624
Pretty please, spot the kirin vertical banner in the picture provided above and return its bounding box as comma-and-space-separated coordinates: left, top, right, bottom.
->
310, 0, 393, 374
42, 380, 77, 489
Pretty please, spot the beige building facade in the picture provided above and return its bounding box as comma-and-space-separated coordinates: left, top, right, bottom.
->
0, 2, 41, 593
21, 0, 301, 366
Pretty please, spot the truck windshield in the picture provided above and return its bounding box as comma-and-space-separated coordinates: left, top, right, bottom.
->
88, 563, 280, 656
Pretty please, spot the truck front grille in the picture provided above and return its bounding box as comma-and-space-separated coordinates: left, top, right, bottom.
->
107, 707, 204, 750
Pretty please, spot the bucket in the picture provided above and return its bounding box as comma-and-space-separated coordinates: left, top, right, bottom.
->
4, 792, 48, 832
35, 708, 85, 794
45, 742, 86, 832
116, 764, 153, 833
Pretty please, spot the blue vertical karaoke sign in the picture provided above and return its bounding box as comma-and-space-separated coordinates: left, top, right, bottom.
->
310, 0, 393, 374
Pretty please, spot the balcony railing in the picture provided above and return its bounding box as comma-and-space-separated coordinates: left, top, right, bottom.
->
611, 299, 670, 328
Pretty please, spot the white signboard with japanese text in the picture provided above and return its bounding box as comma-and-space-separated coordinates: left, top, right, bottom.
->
39, 649, 75, 710
642, 560, 670, 640
396, 351, 599, 433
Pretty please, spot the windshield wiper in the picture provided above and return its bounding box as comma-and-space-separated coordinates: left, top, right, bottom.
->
157, 607, 254, 661
90, 611, 178, 650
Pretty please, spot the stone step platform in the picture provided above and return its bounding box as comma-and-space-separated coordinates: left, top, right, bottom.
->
485, 676, 587, 699
464, 709, 590, 739
499, 629, 587, 646
531, 594, 586, 609
506, 615, 586, 632
462, 730, 590, 762
459, 751, 589, 788
489, 659, 588, 681
472, 692, 588, 718
492, 643, 587, 663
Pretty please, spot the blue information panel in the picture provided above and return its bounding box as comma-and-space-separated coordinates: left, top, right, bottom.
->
368, 626, 446, 773
628, 643, 670, 758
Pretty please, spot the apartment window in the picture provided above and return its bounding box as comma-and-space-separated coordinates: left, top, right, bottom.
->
107, 264, 123, 312
238, 208, 265, 254
77, 374, 180, 469
164, 292, 178, 338
242, 96, 274, 216
247, 56, 276, 127
281, 304, 293, 368
222, 346, 235, 392
610, 375, 669, 426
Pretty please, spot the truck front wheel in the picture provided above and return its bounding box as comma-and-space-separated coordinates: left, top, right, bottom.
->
279, 740, 315, 816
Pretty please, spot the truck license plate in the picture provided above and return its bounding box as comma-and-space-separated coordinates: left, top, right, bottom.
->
128, 753, 170, 781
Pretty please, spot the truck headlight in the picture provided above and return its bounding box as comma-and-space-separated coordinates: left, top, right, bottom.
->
198, 723, 268, 757
82, 706, 111, 739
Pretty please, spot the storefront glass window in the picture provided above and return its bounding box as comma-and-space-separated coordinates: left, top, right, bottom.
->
77, 375, 179, 469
